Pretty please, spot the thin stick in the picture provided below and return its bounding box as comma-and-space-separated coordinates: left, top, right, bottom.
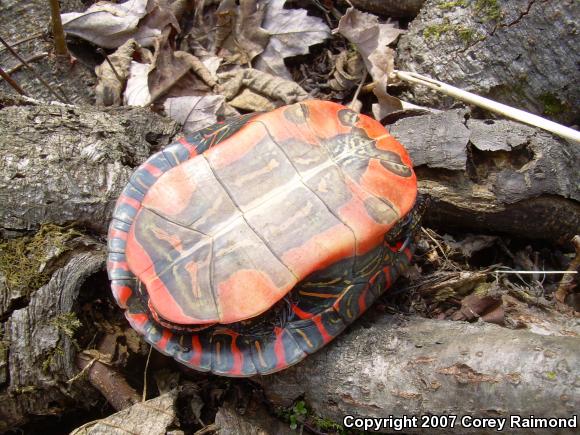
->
142, 344, 153, 402
0, 34, 68, 103
7, 52, 49, 75
97, 48, 123, 83
49, 0, 69, 57
494, 270, 577, 275
394, 70, 580, 144
0, 33, 43, 54
0, 65, 27, 95
349, 69, 367, 110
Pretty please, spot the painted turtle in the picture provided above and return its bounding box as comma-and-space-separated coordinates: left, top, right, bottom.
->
107, 100, 421, 376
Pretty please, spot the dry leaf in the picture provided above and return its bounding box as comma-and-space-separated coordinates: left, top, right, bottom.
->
70, 391, 178, 435
218, 0, 270, 64
124, 61, 151, 106
148, 28, 214, 103
229, 88, 277, 111
254, 0, 330, 79
95, 39, 138, 106
329, 50, 365, 92
338, 7, 404, 119
132, 0, 180, 47
164, 95, 226, 133
62, 0, 178, 49
218, 68, 308, 104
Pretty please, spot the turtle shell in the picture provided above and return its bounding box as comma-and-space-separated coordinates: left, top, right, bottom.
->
107, 100, 418, 376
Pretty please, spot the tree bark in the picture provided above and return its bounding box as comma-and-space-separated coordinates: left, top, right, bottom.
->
0, 243, 106, 430
389, 109, 580, 241
0, 93, 178, 236
0, 0, 96, 105
396, 0, 580, 125
258, 314, 579, 434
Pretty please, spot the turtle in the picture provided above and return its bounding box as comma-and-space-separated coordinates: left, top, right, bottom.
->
107, 100, 422, 377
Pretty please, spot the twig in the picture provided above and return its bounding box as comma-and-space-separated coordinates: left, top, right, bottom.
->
494, 270, 577, 275
49, 0, 69, 57
0, 35, 69, 103
96, 48, 123, 83
76, 333, 141, 411
7, 52, 49, 75
348, 69, 367, 111
421, 227, 451, 265
142, 344, 152, 402
0, 32, 43, 54
0, 65, 27, 95
395, 70, 580, 144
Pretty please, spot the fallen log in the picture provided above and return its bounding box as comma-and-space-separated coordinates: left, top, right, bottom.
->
0, 241, 106, 430
0, 93, 178, 235
396, 0, 579, 125
389, 109, 580, 241
258, 313, 579, 434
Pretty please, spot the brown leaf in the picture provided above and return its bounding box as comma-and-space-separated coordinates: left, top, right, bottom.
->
148, 29, 214, 103
164, 95, 226, 133
70, 391, 178, 435
338, 7, 405, 119
62, 0, 179, 49
218, 68, 308, 105
451, 293, 503, 323
95, 39, 138, 106
229, 88, 277, 112
254, 0, 330, 79
218, 0, 270, 64
329, 50, 365, 92
444, 234, 499, 258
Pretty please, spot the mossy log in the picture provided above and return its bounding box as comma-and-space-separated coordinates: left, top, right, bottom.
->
0, 239, 106, 430
396, 0, 579, 125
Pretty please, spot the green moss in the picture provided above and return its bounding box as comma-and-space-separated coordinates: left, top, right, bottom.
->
439, 0, 468, 9
42, 346, 64, 373
474, 281, 493, 297
474, 0, 502, 22
51, 312, 82, 339
424, 19, 480, 43
0, 224, 81, 291
424, 21, 456, 39
546, 371, 557, 380
14, 385, 37, 394
539, 93, 566, 116
435, 287, 456, 302
312, 415, 345, 432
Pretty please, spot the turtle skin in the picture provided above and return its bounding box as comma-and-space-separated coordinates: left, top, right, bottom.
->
107, 100, 419, 376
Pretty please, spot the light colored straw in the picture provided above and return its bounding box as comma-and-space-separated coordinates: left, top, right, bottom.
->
394, 70, 580, 144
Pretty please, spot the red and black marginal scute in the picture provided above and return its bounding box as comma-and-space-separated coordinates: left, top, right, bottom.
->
107, 101, 421, 376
